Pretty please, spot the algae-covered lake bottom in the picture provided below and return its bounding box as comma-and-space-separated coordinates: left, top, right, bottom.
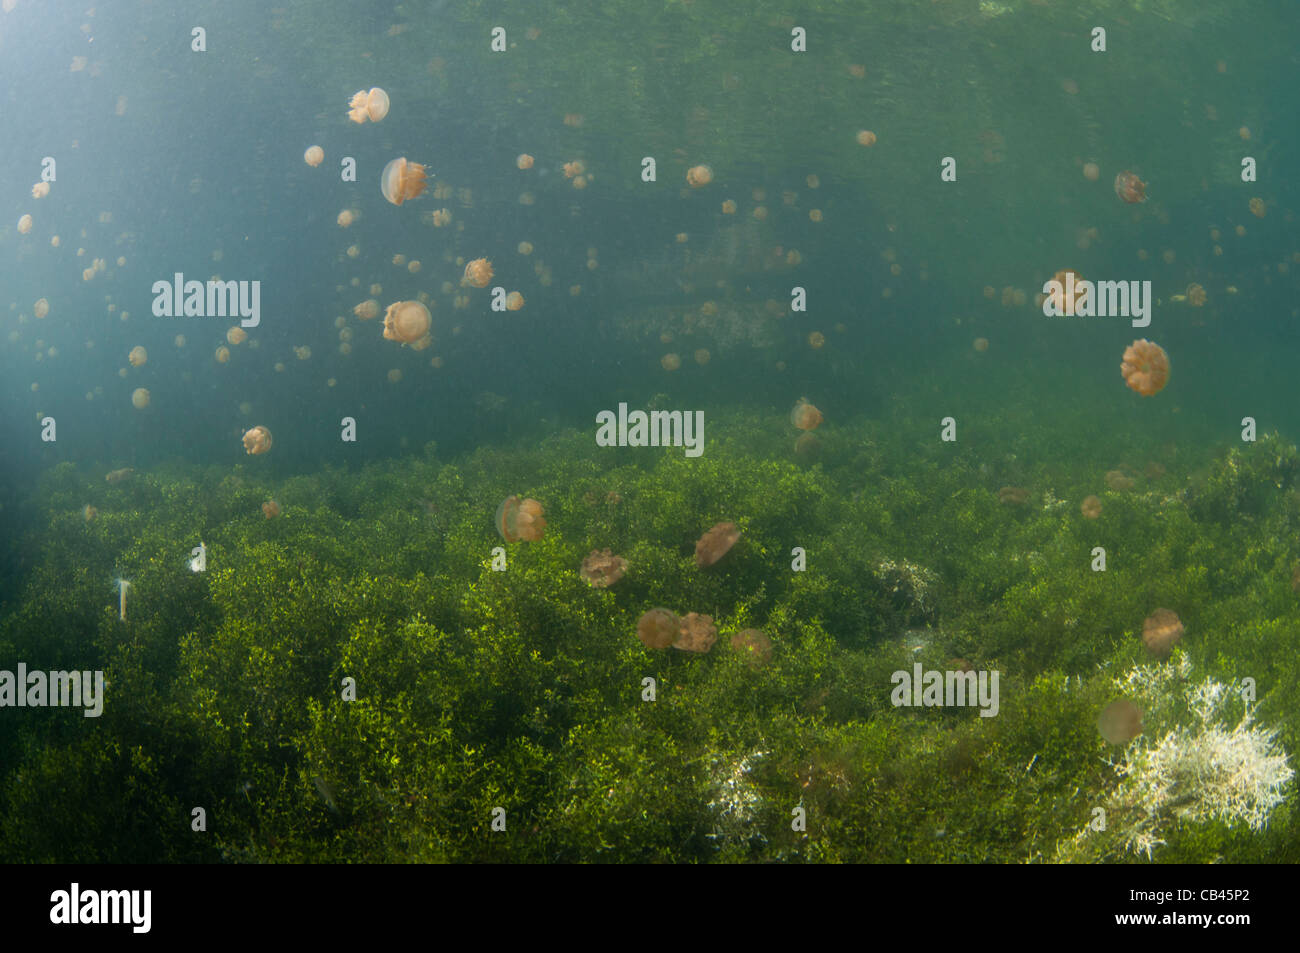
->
1, 396, 1296, 864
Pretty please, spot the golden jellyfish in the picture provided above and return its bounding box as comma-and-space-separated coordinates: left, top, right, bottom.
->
562, 160, 585, 179
354, 299, 380, 320
809, 209, 823, 222
636, 608, 679, 649
516, 153, 534, 170
686, 164, 713, 188
674, 612, 718, 654
131, 387, 150, 409
1186, 283, 1207, 307
694, 348, 710, 366
1121, 339, 1170, 396
262, 500, 281, 519
1249, 197, 1266, 218
32, 182, 50, 199
1238, 126, 1251, 140
303, 145, 324, 167
337, 209, 356, 228
580, 549, 628, 588
294, 345, 311, 360
808, 331, 825, 349
695, 521, 741, 568
382, 300, 432, 346
1047, 268, 1088, 315
1082, 162, 1100, 181
407, 260, 421, 274
517, 241, 534, 255
973, 337, 989, 352
752, 206, 768, 221
1097, 698, 1143, 745
380, 157, 429, 206
1113, 170, 1146, 204
242, 425, 272, 455
660, 352, 681, 371
392, 254, 407, 266
346, 244, 360, 258
790, 398, 823, 431
463, 258, 493, 288
387, 368, 403, 383
17, 214, 33, 234
1142, 608, 1184, 659
34, 298, 49, 319
431, 208, 452, 227
997, 486, 1029, 506
794, 432, 822, 459
1080, 495, 1102, 519
856, 129, 877, 147
215, 345, 231, 363
721, 199, 736, 215
128, 345, 147, 367
572, 175, 588, 190
496, 495, 546, 542
730, 629, 772, 665
348, 87, 389, 123
227, 326, 248, 345
505, 291, 525, 311
83, 504, 98, 522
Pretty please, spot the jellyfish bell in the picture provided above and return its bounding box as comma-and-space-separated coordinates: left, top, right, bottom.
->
495, 495, 546, 542
730, 628, 772, 665
242, 425, 273, 455
673, 612, 718, 653
462, 258, 493, 288
353, 299, 380, 321
580, 549, 628, 588
131, 387, 150, 409
1080, 494, 1102, 519
304, 145, 324, 167
17, 214, 32, 234
695, 521, 741, 567
686, 164, 713, 188
262, 500, 280, 519
790, 399, 823, 431
226, 326, 248, 345
1097, 698, 1143, 745
349, 87, 389, 123
1121, 339, 1170, 396
1142, 608, 1184, 658
128, 345, 148, 367
1114, 170, 1147, 204
380, 157, 430, 206
636, 608, 679, 649
382, 300, 432, 346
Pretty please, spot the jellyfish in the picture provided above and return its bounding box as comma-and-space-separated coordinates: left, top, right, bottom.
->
1097, 698, 1143, 745
660, 353, 681, 371
636, 608, 679, 649
83, 504, 98, 522
721, 199, 737, 214
1113, 170, 1146, 204
348, 87, 389, 123
516, 154, 534, 170
1104, 470, 1135, 491
730, 629, 772, 665
131, 387, 150, 409
1120, 339, 1170, 396
227, 326, 248, 345
32, 182, 50, 198
686, 164, 713, 188
1047, 268, 1088, 315
215, 345, 231, 363
462, 258, 494, 288
1080, 494, 1102, 519
997, 486, 1029, 505
808, 331, 825, 349
1142, 608, 1184, 658
562, 160, 585, 179
580, 549, 628, 588
34, 298, 49, 319
1082, 162, 1100, 181
517, 241, 534, 256
1249, 197, 1266, 218
794, 432, 822, 459
380, 157, 429, 206
695, 521, 740, 568
1186, 283, 1207, 307
973, 337, 989, 352
262, 500, 280, 519
694, 348, 711, 366
382, 300, 432, 347
387, 368, 403, 383
790, 399, 823, 431
505, 291, 525, 311
674, 612, 718, 653
242, 425, 273, 455
496, 495, 546, 542
105, 468, 134, 483
304, 145, 324, 167
128, 345, 147, 367
17, 214, 32, 234
354, 299, 380, 321
856, 130, 877, 146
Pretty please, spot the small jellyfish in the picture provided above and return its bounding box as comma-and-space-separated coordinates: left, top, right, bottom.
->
354, 299, 380, 320
693, 348, 710, 365
730, 629, 772, 665
262, 500, 280, 519
382, 300, 432, 347
516, 154, 534, 170
660, 352, 681, 371
636, 608, 679, 649
721, 199, 736, 215
215, 345, 231, 363
34, 298, 49, 319
808, 331, 825, 349
128, 345, 147, 367
674, 612, 718, 653
337, 209, 356, 227
380, 157, 430, 206
1097, 698, 1143, 745
1080, 495, 1102, 519
463, 258, 494, 288
1142, 608, 1184, 659
695, 521, 740, 568
790, 399, 823, 431
562, 160, 585, 179
227, 326, 248, 345
303, 145, 324, 167
496, 495, 546, 542
242, 425, 272, 455
348, 87, 389, 123
1113, 170, 1146, 204
1120, 339, 1170, 396
1249, 197, 1266, 218
17, 214, 33, 234
505, 291, 525, 311
1082, 162, 1100, 181
856, 130, 877, 147
686, 164, 713, 188
131, 387, 150, 409
32, 182, 50, 198
580, 549, 628, 588
997, 486, 1030, 505
1104, 470, 1135, 492
1186, 283, 1207, 307
973, 337, 989, 352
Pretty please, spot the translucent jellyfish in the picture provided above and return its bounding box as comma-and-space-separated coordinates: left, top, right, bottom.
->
1186, 283, 1207, 307
808, 331, 825, 349
1142, 608, 1183, 658
131, 388, 150, 409
686, 165, 713, 188
790, 399, 823, 431
695, 521, 740, 567
380, 157, 429, 206
636, 608, 679, 649
516, 154, 534, 170
694, 348, 710, 365
1097, 698, 1143, 744
242, 425, 272, 455
34, 298, 49, 319
1121, 339, 1170, 396
505, 292, 525, 311
562, 160, 585, 179
215, 345, 231, 363
856, 130, 877, 146
997, 486, 1029, 505
674, 612, 718, 653
337, 209, 356, 227
462, 258, 493, 288
227, 326, 248, 345
1047, 268, 1088, 315
496, 496, 546, 542
262, 500, 280, 519
1080, 495, 1102, 519
1104, 470, 1135, 491
32, 182, 50, 198
1249, 197, 1266, 218
128, 345, 147, 367
382, 300, 432, 347
1082, 162, 1100, 181
304, 146, 324, 167
387, 368, 402, 383
721, 199, 736, 214
660, 352, 681, 371
17, 214, 32, 234
973, 337, 989, 352
1113, 170, 1146, 204
730, 628, 772, 665
348, 87, 389, 123
580, 549, 628, 588
354, 299, 380, 320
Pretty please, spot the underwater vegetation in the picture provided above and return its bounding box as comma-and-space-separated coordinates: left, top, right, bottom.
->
0, 409, 1296, 863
